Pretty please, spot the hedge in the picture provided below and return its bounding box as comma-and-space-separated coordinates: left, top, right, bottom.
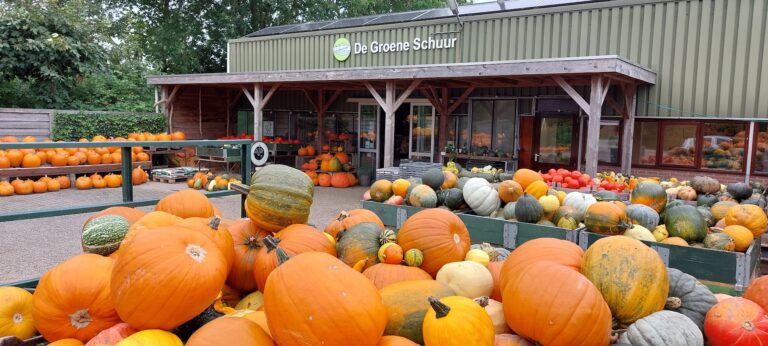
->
51, 112, 167, 141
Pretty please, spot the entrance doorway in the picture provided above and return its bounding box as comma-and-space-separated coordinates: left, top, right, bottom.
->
408, 103, 436, 162
533, 115, 580, 171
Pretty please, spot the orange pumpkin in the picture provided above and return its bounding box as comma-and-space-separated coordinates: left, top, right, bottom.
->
87, 207, 145, 226
499, 180, 524, 203
513, 169, 543, 190
111, 227, 227, 330
84, 322, 136, 346
104, 174, 122, 188
35, 150, 47, 164
226, 219, 271, 292
378, 335, 419, 346
177, 216, 236, 271
188, 317, 273, 346
361, 263, 432, 290
0, 156, 10, 168
110, 152, 121, 164
46, 178, 61, 192
335, 152, 350, 165
32, 180, 47, 193
21, 153, 41, 168
6, 150, 23, 167
264, 252, 387, 346
170, 131, 186, 140
253, 224, 337, 291
488, 260, 504, 301
155, 190, 217, 218
499, 238, 584, 293
324, 209, 385, 239
86, 152, 102, 165
66, 156, 81, 166
441, 171, 458, 189
56, 176, 71, 189
92, 178, 107, 189
136, 152, 150, 162
100, 153, 113, 164
494, 334, 535, 346
744, 276, 768, 312
725, 204, 768, 238
74, 152, 87, 164
318, 173, 332, 187
50, 153, 68, 167
331, 173, 349, 188
48, 339, 84, 346
396, 208, 471, 277
0, 182, 14, 196
75, 176, 93, 190
120, 211, 183, 250
32, 254, 120, 342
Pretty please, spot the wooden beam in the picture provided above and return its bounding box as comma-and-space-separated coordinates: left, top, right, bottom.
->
447, 87, 475, 115
302, 89, 321, 111
261, 84, 280, 108
227, 89, 244, 108
605, 95, 627, 118
321, 90, 343, 113
584, 75, 605, 177
553, 76, 591, 116
254, 84, 262, 141
153, 85, 180, 107
393, 80, 422, 110
384, 81, 395, 168
620, 83, 637, 175
600, 78, 612, 105
364, 82, 388, 112
241, 86, 256, 109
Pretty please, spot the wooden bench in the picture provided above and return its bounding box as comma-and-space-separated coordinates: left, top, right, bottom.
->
0, 161, 151, 180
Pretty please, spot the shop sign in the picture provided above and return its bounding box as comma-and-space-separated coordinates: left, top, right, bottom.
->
333, 36, 458, 61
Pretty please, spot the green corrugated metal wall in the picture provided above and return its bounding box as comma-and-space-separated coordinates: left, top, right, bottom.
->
229, 0, 768, 118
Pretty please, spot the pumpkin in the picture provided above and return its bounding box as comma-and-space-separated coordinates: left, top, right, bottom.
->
111, 227, 227, 330
704, 233, 736, 251
664, 205, 708, 242
177, 216, 236, 270
725, 204, 768, 238
441, 171, 458, 189
512, 169, 543, 190
704, 298, 768, 346
85, 323, 136, 346
436, 261, 493, 298
362, 263, 432, 289
0, 182, 13, 196
379, 280, 454, 344
32, 254, 120, 342
21, 153, 41, 168
86, 207, 145, 226
676, 186, 697, 201
245, 165, 314, 232
331, 172, 349, 188
378, 336, 419, 346
0, 156, 9, 169
514, 193, 543, 223
474, 297, 511, 334
662, 236, 689, 246
537, 195, 559, 214
502, 202, 516, 220
226, 219, 270, 292
120, 211, 182, 249
56, 176, 70, 189
623, 225, 656, 242
186, 317, 273, 346
744, 276, 768, 312
422, 168, 445, 190
32, 180, 47, 193
370, 179, 394, 202
584, 201, 631, 234
378, 243, 403, 264
465, 249, 490, 266
318, 173, 331, 187
336, 222, 383, 270
404, 249, 424, 267
697, 194, 719, 207
711, 201, 738, 220
114, 329, 183, 345
630, 182, 667, 213
254, 224, 337, 291
392, 179, 411, 198
397, 209, 471, 277
690, 176, 721, 194
523, 180, 548, 199
49, 339, 85, 346
552, 206, 580, 224
234, 291, 264, 311
697, 206, 716, 227
463, 178, 500, 216
582, 236, 669, 325
437, 188, 464, 210
498, 180, 523, 203
502, 261, 611, 345
498, 238, 583, 293
727, 182, 753, 200
75, 176, 93, 190
423, 296, 494, 346
486, 260, 504, 301
494, 334, 534, 346
0, 287, 35, 339
652, 225, 669, 241
618, 310, 703, 345
562, 192, 597, 220
714, 293, 733, 303
264, 252, 386, 346
408, 184, 438, 208
155, 190, 216, 219
131, 167, 147, 185
6, 150, 23, 167
81, 215, 131, 256
625, 204, 660, 231
665, 267, 718, 331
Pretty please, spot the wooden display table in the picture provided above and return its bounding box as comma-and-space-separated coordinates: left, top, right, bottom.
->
0, 161, 151, 180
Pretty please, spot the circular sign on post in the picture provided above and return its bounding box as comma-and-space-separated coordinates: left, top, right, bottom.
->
251, 142, 269, 166
333, 38, 351, 62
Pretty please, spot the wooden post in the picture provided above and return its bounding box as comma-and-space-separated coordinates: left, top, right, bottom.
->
384, 81, 395, 168
620, 83, 637, 175
585, 75, 605, 177
254, 84, 263, 141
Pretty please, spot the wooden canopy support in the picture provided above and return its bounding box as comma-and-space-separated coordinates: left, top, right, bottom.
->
421, 86, 475, 162
242, 84, 280, 141
365, 80, 422, 167
303, 89, 343, 150
620, 83, 637, 175
155, 85, 181, 132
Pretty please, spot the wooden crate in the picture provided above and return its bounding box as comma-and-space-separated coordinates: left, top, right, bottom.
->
578, 231, 761, 294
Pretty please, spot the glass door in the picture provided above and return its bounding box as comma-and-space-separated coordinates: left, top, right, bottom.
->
409, 104, 435, 161
533, 115, 579, 171
358, 104, 380, 184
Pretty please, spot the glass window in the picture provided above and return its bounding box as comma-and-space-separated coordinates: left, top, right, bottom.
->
701, 122, 746, 171
632, 121, 658, 166
410, 105, 434, 156
598, 120, 621, 164
263, 111, 290, 139
493, 100, 516, 158
471, 100, 493, 153
295, 112, 317, 144
755, 123, 768, 174
359, 105, 378, 150
539, 117, 574, 165
661, 123, 697, 166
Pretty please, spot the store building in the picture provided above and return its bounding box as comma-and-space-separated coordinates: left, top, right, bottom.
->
147, 0, 768, 183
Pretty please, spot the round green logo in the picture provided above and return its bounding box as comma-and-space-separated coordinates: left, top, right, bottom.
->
333, 38, 351, 62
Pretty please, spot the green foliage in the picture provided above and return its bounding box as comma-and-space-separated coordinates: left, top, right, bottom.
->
51, 112, 167, 141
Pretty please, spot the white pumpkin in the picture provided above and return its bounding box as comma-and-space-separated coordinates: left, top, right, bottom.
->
563, 192, 597, 220
474, 297, 512, 334
623, 224, 656, 242
436, 260, 493, 298
463, 178, 501, 216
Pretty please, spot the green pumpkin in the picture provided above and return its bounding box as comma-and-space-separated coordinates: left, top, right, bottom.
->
328, 157, 343, 172
625, 204, 660, 231
515, 193, 543, 223
245, 164, 313, 232
664, 205, 708, 243
437, 188, 464, 210
690, 176, 720, 194
379, 280, 455, 344
456, 177, 470, 190
408, 184, 438, 208
664, 268, 718, 331
380, 229, 397, 245
727, 182, 752, 200
556, 216, 579, 230
81, 215, 130, 256
696, 194, 719, 207
703, 233, 735, 251
594, 190, 621, 201
421, 168, 445, 190
553, 206, 581, 224
336, 222, 383, 269
630, 182, 667, 213
695, 207, 715, 227
502, 202, 516, 220
407, 177, 422, 187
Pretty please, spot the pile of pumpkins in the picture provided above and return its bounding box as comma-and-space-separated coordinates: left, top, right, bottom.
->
0, 176, 71, 196
0, 134, 166, 170
71, 167, 148, 191
2, 164, 768, 345
186, 172, 240, 191
300, 151, 357, 188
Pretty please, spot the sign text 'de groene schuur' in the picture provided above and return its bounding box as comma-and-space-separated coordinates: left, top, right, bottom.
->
333, 36, 458, 62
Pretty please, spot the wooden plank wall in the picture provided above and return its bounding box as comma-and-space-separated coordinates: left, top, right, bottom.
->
168, 86, 230, 140
0, 108, 52, 140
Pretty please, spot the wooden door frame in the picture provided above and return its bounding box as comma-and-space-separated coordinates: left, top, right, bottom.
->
532, 113, 580, 172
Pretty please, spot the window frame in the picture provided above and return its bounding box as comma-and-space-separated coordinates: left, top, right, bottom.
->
751, 122, 768, 176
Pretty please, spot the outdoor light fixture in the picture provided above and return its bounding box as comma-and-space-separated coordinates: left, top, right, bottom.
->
446, 0, 459, 14
442, 0, 464, 32
497, 0, 507, 10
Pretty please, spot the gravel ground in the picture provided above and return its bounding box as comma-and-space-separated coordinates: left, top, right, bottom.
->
0, 182, 367, 284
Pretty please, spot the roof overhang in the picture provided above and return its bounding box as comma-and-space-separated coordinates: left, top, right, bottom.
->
147, 55, 655, 89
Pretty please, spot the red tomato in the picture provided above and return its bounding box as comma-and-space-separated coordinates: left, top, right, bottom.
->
542, 173, 552, 182
578, 175, 591, 186
564, 177, 574, 184
570, 171, 582, 179
548, 168, 557, 176
597, 187, 605, 191
557, 168, 570, 176
552, 175, 564, 184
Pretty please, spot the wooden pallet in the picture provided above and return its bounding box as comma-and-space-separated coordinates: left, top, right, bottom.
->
152, 175, 188, 184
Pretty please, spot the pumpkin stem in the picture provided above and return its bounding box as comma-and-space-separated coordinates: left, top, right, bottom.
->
473, 296, 489, 308
743, 321, 756, 331
337, 210, 350, 221
665, 297, 682, 310
208, 216, 221, 231
263, 235, 281, 252
428, 296, 451, 319
275, 246, 290, 266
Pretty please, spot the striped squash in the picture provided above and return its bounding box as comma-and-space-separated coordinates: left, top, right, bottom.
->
81, 215, 130, 256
